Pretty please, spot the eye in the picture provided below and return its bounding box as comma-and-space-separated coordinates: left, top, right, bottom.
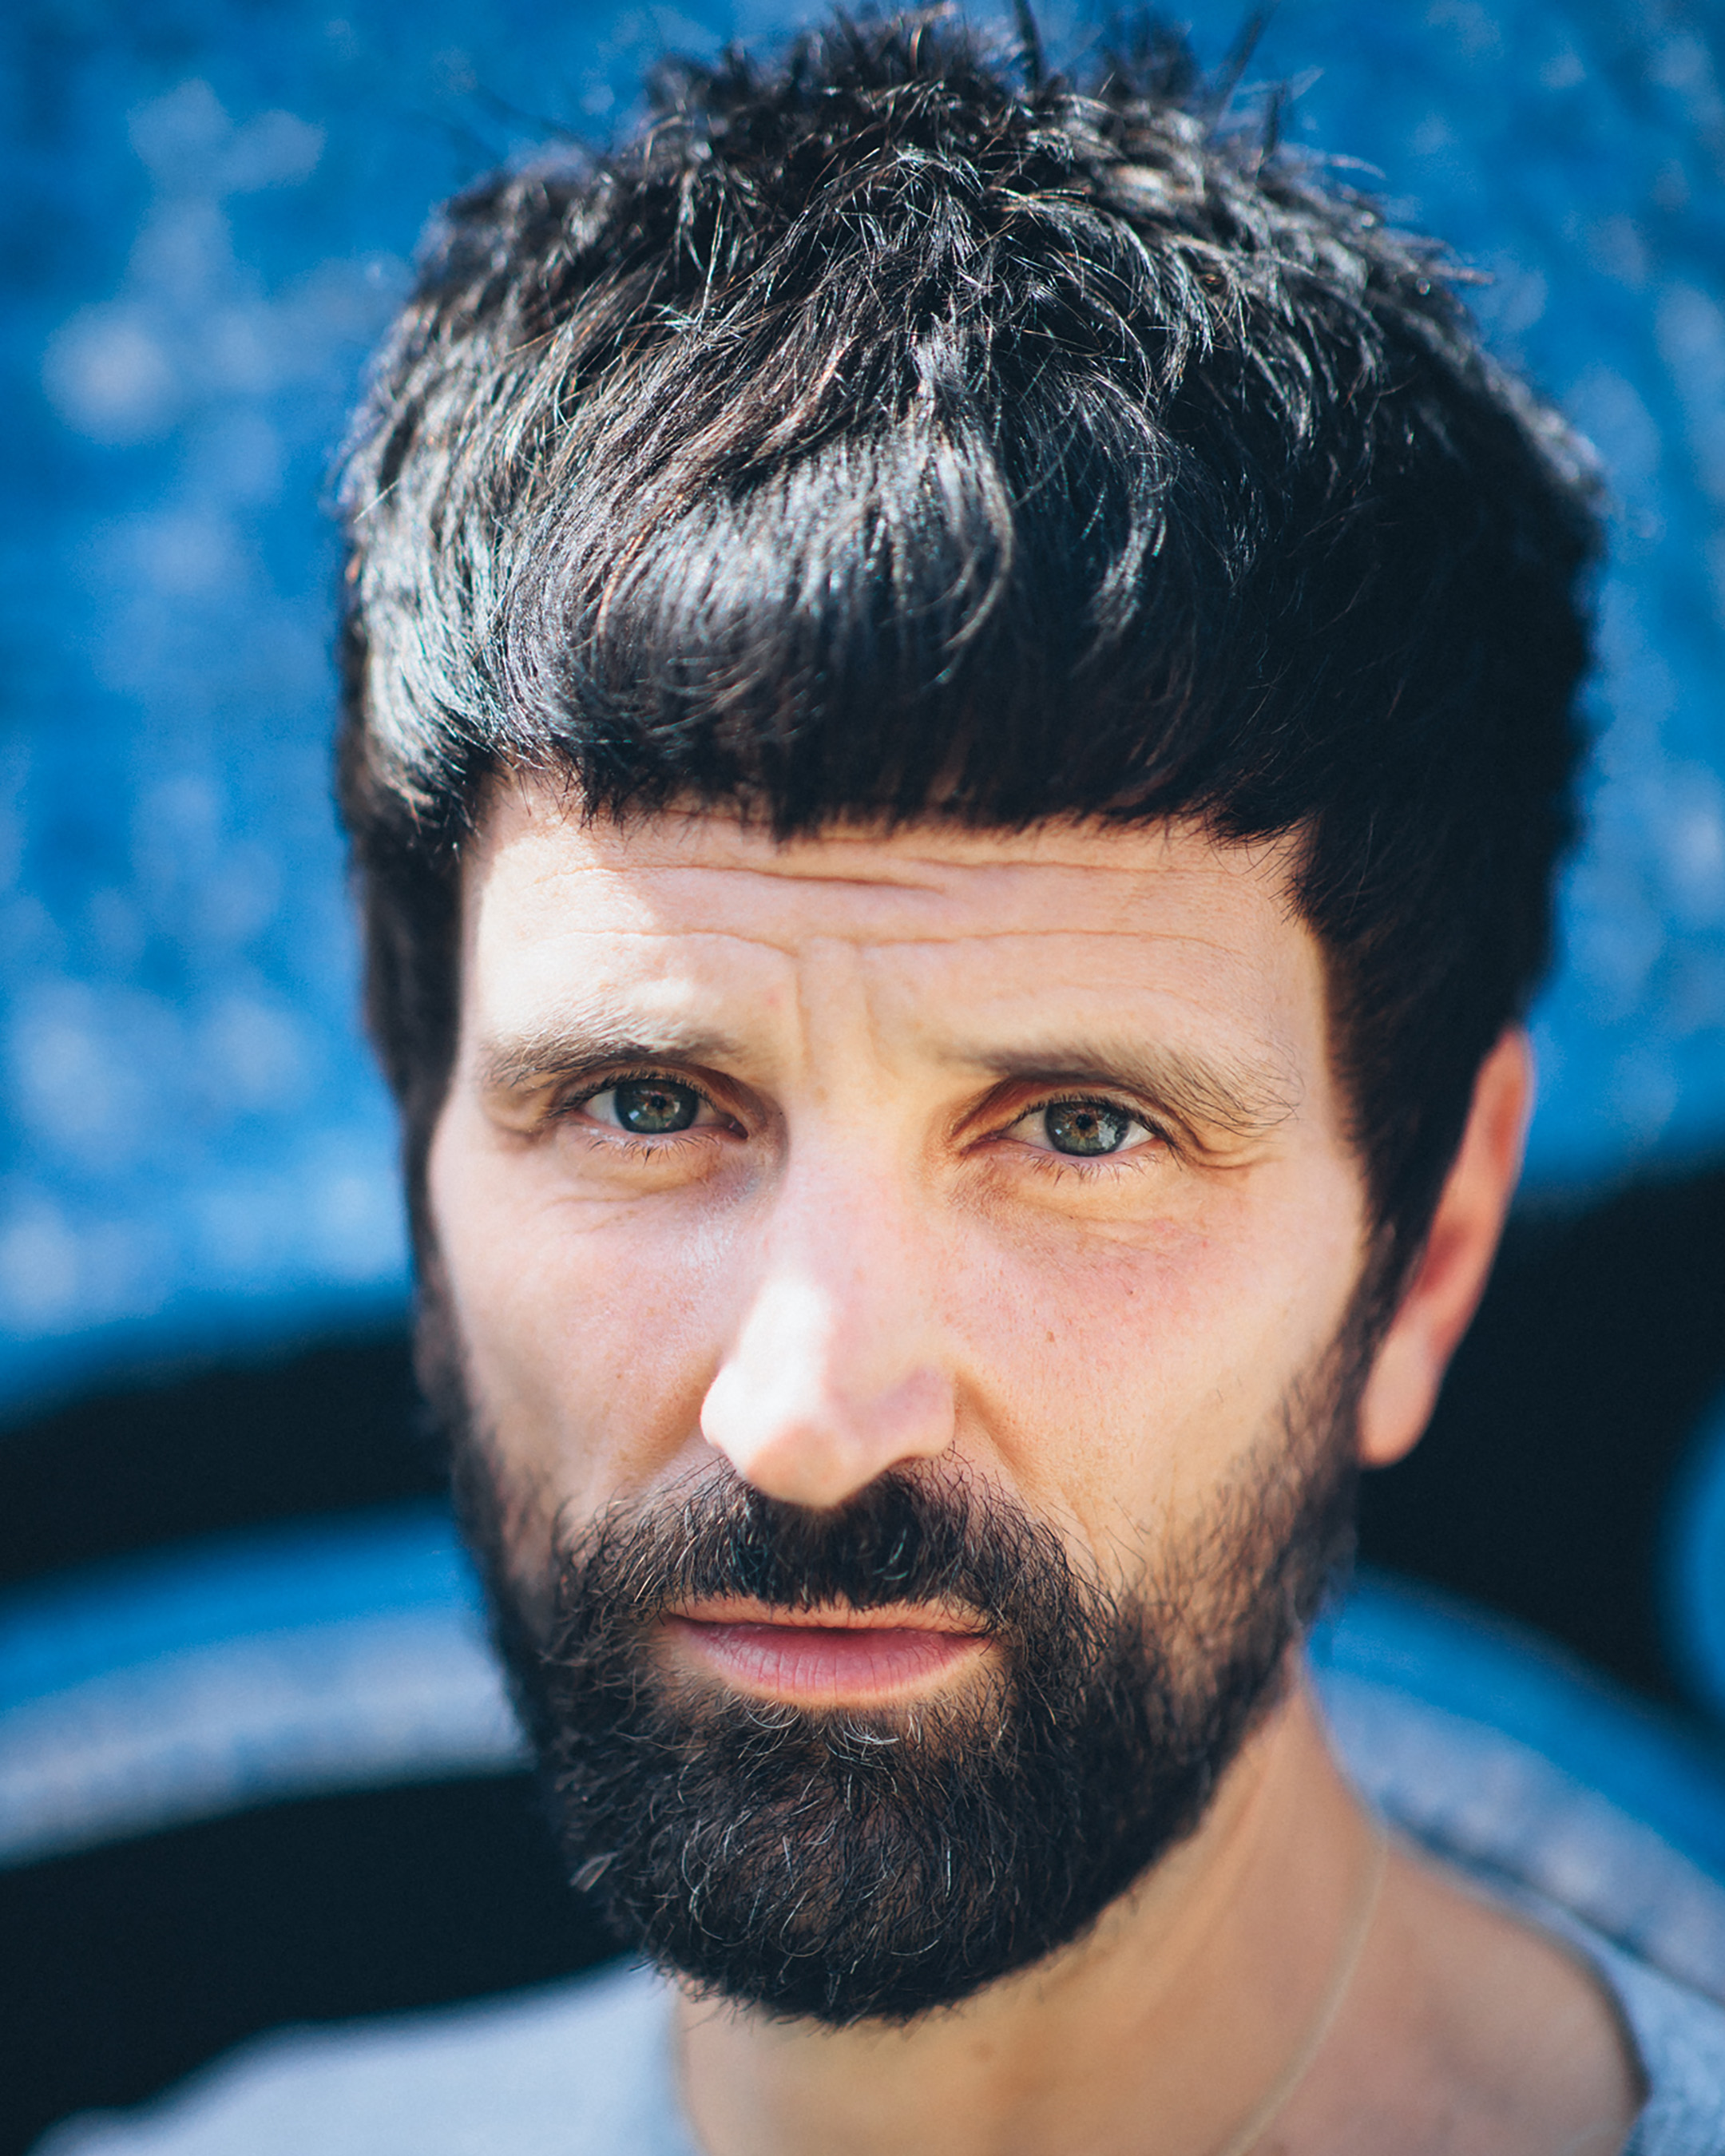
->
1014, 1097, 1156, 1159
581, 1076, 712, 1136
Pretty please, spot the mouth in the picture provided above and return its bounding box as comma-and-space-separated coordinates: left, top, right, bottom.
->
660, 1598, 993, 1706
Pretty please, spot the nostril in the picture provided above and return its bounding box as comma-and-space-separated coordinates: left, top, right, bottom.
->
880, 1368, 958, 1453
730, 1432, 868, 1510
698, 1265, 954, 1501
700, 1364, 955, 1507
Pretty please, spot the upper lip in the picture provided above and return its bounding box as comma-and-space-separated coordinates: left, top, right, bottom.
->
666, 1597, 987, 1635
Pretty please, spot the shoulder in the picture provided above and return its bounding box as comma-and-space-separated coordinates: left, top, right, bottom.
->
1314, 1583, 1725, 2002
33, 1960, 692, 2156
1577, 1940, 1725, 2156
1313, 1591, 1725, 2154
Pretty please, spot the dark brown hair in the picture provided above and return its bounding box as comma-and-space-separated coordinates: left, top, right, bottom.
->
337, 11, 1600, 1283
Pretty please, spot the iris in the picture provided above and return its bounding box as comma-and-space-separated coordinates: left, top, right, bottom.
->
1044, 1101, 1133, 1155
611, 1077, 700, 1134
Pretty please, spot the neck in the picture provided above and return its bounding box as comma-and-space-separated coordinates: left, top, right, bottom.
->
674, 1677, 1375, 2156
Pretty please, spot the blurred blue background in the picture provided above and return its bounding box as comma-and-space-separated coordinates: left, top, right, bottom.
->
3, 10, 1725, 2144
3, 0, 1724, 1407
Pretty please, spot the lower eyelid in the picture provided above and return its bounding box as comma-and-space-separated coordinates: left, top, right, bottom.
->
1026, 1131, 1160, 1156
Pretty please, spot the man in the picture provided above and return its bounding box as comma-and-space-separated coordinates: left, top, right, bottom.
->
49, 14, 1725, 2154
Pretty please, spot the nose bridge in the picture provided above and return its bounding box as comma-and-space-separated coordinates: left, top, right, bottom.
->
700, 1132, 956, 1508
773, 1139, 918, 1360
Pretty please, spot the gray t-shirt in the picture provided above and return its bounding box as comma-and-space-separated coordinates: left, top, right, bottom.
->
30, 1942, 1725, 2156
36, 1674, 1725, 2156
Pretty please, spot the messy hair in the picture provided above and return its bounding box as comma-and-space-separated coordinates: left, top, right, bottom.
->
338, 10, 1600, 1284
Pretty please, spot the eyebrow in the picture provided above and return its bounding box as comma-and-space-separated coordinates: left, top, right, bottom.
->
474, 1022, 1299, 1145
474, 1024, 748, 1094
961, 1044, 1299, 1146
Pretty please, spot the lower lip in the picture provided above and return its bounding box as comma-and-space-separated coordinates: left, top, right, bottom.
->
662, 1616, 986, 1703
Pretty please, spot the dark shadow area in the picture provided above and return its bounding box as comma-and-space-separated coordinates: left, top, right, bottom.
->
0, 1776, 621, 2156
3, 1158, 1723, 2149
0, 1333, 438, 1593
1359, 1156, 1725, 1706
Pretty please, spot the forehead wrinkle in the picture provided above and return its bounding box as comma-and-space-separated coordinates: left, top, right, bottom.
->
502, 849, 1282, 941
471, 921, 1307, 1088
491, 918, 1291, 963
491, 787, 1232, 884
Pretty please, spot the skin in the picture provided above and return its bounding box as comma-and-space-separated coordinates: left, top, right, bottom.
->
429, 779, 1640, 2156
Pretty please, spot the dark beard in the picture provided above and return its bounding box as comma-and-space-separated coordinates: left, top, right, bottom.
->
450, 1346, 1362, 2027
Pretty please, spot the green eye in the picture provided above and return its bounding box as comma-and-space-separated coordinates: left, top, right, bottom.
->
609, 1077, 701, 1134
1043, 1100, 1136, 1156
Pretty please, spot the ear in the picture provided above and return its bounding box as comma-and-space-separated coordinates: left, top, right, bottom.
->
1356, 1028, 1533, 1470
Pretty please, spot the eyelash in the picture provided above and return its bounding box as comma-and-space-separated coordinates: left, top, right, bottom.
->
558, 1068, 727, 1147
553, 1072, 1172, 1174
1008, 1096, 1175, 1175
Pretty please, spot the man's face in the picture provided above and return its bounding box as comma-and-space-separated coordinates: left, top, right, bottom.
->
426, 786, 1374, 2017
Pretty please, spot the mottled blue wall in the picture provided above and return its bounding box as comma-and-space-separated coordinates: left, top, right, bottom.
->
4, 0, 1723, 1410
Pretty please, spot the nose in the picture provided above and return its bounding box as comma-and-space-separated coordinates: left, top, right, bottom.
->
700, 1176, 957, 1509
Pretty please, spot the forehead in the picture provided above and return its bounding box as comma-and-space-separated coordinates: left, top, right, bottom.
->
467, 781, 1307, 937
460, 780, 1325, 1077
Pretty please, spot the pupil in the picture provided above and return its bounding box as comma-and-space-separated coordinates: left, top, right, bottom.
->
613, 1078, 699, 1135
1045, 1101, 1129, 1156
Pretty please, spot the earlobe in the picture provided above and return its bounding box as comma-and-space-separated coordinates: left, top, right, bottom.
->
1355, 1029, 1533, 1470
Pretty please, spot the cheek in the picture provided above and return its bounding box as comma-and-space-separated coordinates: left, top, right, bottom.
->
427, 1105, 736, 1517
954, 1171, 1362, 1544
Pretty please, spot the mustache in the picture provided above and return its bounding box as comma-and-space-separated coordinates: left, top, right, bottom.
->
549, 1461, 1106, 1652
